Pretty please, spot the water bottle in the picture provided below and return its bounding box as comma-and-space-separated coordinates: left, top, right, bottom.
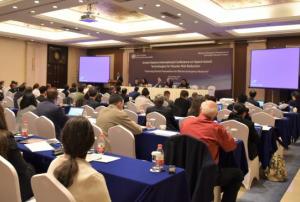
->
21, 120, 28, 137
95, 133, 105, 156
156, 144, 164, 171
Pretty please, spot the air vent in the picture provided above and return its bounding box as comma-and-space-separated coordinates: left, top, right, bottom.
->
160, 12, 180, 20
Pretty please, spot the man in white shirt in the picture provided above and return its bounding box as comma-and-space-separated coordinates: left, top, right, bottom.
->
135, 88, 154, 112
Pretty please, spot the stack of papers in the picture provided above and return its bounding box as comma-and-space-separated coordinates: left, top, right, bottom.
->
86, 154, 120, 163
151, 129, 178, 137
24, 141, 54, 152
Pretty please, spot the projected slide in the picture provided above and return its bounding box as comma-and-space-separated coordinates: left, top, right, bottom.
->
250, 48, 300, 89
79, 56, 110, 83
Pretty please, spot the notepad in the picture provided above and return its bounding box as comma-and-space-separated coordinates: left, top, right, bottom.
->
86, 154, 120, 163
151, 129, 178, 137
24, 141, 54, 152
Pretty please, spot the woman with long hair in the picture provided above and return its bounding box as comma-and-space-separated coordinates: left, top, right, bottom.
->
0, 105, 35, 201
47, 117, 111, 202
16, 93, 37, 125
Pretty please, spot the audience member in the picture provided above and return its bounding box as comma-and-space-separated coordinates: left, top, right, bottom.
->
204, 94, 217, 102
116, 72, 123, 86
174, 90, 191, 117
74, 85, 84, 103
165, 78, 173, 88
36, 88, 68, 139
47, 117, 111, 202
228, 94, 248, 111
146, 95, 179, 131
96, 94, 142, 150
141, 78, 148, 86
83, 84, 92, 95
153, 77, 163, 88
36, 86, 47, 102
177, 78, 190, 89
8, 80, 18, 93
13, 83, 26, 109
228, 103, 260, 160
85, 87, 101, 109
121, 88, 129, 103
69, 83, 77, 93
128, 86, 140, 100
46, 83, 52, 89
188, 92, 199, 103
164, 90, 173, 105
289, 91, 300, 112
32, 83, 40, 97
180, 101, 243, 202
0, 105, 35, 201
16, 93, 37, 126
187, 95, 205, 116
247, 90, 260, 107
62, 84, 70, 97
135, 88, 153, 111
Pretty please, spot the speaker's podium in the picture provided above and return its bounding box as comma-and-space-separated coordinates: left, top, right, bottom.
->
108, 79, 117, 86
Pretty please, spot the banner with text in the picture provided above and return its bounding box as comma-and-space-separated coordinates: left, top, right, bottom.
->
129, 48, 233, 91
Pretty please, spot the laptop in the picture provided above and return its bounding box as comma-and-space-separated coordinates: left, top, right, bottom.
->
67, 107, 84, 117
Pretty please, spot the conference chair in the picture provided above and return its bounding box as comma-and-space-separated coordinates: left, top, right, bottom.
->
35, 116, 56, 139
207, 85, 216, 96
221, 120, 260, 190
140, 103, 154, 112
264, 108, 284, 119
0, 155, 22, 202
219, 98, 234, 109
217, 109, 231, 122
58, 92, 66, 99
248, 105, 263, 116
95, 106, 106, 114
263, 102, 278, 110
4, 108, 17, 133
124, 109, 138, 123
178, 116, 195, 129
5, 91, 15, 99
146, 112, 166, 129
101, 94, 110, 104
2, 96, 14, 108
57, 96, 64, 106
278, 103, 289, 110
127, 101, 139, 113
22, 111, 39, 134
83, 105, 95, 117
245, 102, 255, 108
31, 174, 76, 202
108, 125, 136, 158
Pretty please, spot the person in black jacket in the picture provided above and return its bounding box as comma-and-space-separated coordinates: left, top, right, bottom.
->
0, 105, 35, 201
228, 103, 260, 160
289, 91, 300, 112
174, 90, 191, 117
84, 87, 101, 109
146, 95, 179, 131
121, 88, 129, 103
247, 90, 260, 107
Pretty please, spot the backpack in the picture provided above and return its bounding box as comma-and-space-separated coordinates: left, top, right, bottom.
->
265, 154, 287, 182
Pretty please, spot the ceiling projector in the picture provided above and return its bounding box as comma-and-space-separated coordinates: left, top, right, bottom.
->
80, 12, 97, 23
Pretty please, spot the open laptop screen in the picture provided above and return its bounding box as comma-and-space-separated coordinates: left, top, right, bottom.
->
67, 107, 84, 117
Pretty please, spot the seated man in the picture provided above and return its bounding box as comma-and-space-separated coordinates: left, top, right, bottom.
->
181, 100, 243, 202
36, 88, 68, 139
247, 90, 260, 107
128, 86, 140, 100
135, 88, 153, 111
174, 90, 191, 117
121, 88, 129, 103
146, 95, 179, 131
36, 86, 47, 102
227, 94, 247, 111
84, 87, 101, 109
96, 94, 142, 137
228, 103, 260, 160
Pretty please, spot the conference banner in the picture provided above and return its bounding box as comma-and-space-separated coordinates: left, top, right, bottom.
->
129, 48, 233, 94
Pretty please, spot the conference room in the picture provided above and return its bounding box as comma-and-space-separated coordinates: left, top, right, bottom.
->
1, 0, 300, 202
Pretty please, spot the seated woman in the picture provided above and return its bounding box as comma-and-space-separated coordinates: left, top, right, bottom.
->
227, 103, 260, 160
16, 93, 37, 127
47, 117, 111, 202
177, 79, 190, 89
0, 105, 35, 201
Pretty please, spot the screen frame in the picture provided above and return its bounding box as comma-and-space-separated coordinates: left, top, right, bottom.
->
78, 56, 111, 83
249, 47, 300, 90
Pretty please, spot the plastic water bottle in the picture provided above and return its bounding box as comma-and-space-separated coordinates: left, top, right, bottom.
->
95, 134, 105, 155
156, 144, 164, 170
21, 120, 28, 137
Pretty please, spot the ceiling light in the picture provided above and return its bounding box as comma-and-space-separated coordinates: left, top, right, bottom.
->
96, 32, 100, 34
65, 28, 69, 31
150, 41, 215, 48
50, 21, 54, 24
138, 32, 208, 43
73, 40, 127, 47
138, 6, 143, 10
177, 13, 182, 16
78, 0, 83, 3
34, 0, 39, 4
155, 4, 160, 7
52, 5, 57, 9
161, 15, 166, 18
30, 10, 36, 14
40, 23, 44, 26
194, 20, 198, 24
87, 33, 90, 35
179, 22, 183, 25
12, 5, 18, 9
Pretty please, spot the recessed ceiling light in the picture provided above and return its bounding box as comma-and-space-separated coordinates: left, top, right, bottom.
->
50, 21, 54, 24
30, 10, 36, 14
78, 0, 83, 3
75, 27, 79, 30
12, 5, 18, 9
138, 6, 143, 10
87, 33, 90, 35
179, 22, 183, 25
30, 39, 35, 42
194, 20, 199, 24
96, 32, 100, 34
177, 13, 182, 16
34, 0, 39, 4
40, 23, 44, 26
52, 5, 58, 9
155, 4, 160, 7
161, 15, 166, 18
65, 28, 69, 31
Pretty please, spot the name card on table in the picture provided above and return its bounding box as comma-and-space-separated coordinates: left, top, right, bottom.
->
151, 129, 179, 137
24, 141, 54, 152
86, 153, 120, 163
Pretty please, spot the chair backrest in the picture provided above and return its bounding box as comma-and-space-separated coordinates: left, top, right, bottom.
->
179, 116, 195, 129
220, 120, 250, 161
5, 91, 15, 99
22, 111, 39, 134
247, 105, 263, 116
58, 92, 66, 99
127, 101, 138, 113
82, 105, 95, 117
57, 96, 64, 106
252, 112, 275, 127
101, 95, 110, 104
217, 109, 231, 122
207, 85, 216, 96
31, 174, 76, 202
245, 102, 254, 108
2, 96, 14, 108
108, 125, 135, 158
35, 116, 56, 139
4, 108, 17, 133
124, 109, 138, 123
219, 98, 234, 109
0, 155, 22, 202
140, 103, 154, 112
263, 102, 278, 110
146, 112, 167, 128
95, 106, 106, 114
264, 108, 284, 118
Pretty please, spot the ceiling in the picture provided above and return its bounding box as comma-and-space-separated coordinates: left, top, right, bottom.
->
1, 0, 300, 48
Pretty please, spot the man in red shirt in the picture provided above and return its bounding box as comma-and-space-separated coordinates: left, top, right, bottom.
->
181, 100, 243, 202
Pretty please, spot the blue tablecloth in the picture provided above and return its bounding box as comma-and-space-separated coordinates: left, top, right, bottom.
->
137, 115, 183, 127
16, 136, 190, 202
284, 112, 300, 142
136, 131, 248, 175
275, 118, 291, 147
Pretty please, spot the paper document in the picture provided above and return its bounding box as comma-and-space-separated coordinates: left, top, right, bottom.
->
86, 154, 120, 163
151, 129, 178, 137
24, 141, 54, 152
262, 125, 272, 131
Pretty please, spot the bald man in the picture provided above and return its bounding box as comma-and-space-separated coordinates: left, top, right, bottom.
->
181, 100, 243, 202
